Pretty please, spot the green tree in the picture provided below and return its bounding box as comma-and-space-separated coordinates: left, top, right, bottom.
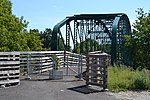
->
75, 39, 100, 55
27, 29, 43, 51
0, 0, 28, 51
125, 8, 150, 69
0, 0, 43, 51
39, 28, 66, 51
58, 35, 65, 51
39, 28, 52, 50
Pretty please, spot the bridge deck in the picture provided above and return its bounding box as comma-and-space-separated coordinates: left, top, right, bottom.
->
0, 76, 118, 100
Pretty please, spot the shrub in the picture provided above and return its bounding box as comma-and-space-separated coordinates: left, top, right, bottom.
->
131, 69, 150, 90
108, 65, 134, 92
108, 65, 150, 92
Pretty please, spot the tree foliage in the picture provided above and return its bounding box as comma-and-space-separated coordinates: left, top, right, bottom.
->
39, 28, 52, 50
74, 39, 101, 54
27, 29, 43, 51
125, 8, 150, 69
0, 0, 43, 51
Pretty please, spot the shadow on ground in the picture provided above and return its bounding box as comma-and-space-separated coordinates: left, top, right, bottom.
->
68, 85, 104, 94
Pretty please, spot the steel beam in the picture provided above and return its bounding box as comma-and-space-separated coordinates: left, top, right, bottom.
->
51, 13, 131, 65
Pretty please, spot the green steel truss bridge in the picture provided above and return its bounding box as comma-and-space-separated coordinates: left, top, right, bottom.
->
51, 13, 131, 65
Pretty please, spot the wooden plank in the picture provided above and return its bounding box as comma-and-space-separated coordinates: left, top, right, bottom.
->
88, 68, 104, 72
26, 63, 51, 67
87, 78, 103, 81
41, 62, 52, 66
20, 57, 51, 61
40, 60, 53, 63
0, 79, 20, 85
0, 52, 20, 55
57, 56, 64, 58
88, 63, 105, 67
0, 65, 20, 69
0, 75, 19, 79
20, 51, 64, 54
87, 82, 104, 87
39, 66, 53, 69
20, 62, 53, 67
31, 67, 53, 74
0, 61, 20, 65
0, 52, 20, 87
0, 57, 19, 60
88, 73, 104, 77
0, 70, 19, 75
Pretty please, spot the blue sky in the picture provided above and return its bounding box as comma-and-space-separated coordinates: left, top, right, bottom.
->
12, 0, 150, 31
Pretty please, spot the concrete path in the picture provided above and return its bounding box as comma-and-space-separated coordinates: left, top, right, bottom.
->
0, 77, 118, 100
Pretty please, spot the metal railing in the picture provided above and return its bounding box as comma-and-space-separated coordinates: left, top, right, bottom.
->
20, 51, 86, 79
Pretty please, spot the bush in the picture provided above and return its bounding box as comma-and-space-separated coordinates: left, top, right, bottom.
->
108, 65, 150, 92
131, 70, 150, 90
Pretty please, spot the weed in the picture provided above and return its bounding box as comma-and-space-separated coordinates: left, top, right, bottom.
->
108, 65, 150, 92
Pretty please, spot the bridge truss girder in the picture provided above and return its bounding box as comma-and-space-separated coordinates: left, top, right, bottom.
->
51, 13, 131, 65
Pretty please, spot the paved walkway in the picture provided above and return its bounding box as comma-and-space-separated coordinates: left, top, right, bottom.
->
0, 77, 118, 100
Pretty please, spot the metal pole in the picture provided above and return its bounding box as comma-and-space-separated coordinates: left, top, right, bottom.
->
26, 53, 31, 80
64, 50, 66, 68
52, 57, 55, 79
77, 54, 80, 75
79, 53, 83, 80
66, 53, 69, 75
39, 53, 42, 74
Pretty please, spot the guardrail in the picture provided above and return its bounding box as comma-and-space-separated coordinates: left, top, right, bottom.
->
20, 51, 86, 77
0, 52, 20, 88
0, 51, 110, 88
20, 52, 54, 75
0, 50, 111, 88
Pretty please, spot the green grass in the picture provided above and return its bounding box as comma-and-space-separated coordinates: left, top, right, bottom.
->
108, 65, 150, 92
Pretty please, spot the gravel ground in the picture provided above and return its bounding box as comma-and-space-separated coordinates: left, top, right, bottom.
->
107, 91, 150, 100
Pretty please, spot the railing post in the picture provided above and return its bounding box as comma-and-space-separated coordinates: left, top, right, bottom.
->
66, 53, 69, 75
64, 50, 66, 68
26, 53, 31, 80
86, 55, 89, 85
80, 53, 83, 80
77, 54, 80, 76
